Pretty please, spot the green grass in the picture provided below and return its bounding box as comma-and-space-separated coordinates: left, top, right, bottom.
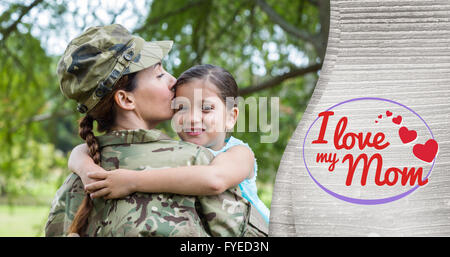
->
0, 205, 51, 237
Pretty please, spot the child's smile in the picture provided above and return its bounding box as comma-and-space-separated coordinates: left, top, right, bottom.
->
185, 127, 206, 136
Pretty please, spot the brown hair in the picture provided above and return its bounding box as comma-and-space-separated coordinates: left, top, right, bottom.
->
68, 72, 138, 236
174, 64, 238, 107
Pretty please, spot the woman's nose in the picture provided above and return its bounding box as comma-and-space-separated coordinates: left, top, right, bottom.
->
168, 74, 177, 91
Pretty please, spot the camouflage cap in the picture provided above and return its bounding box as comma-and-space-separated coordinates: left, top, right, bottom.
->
57, 24, 173, 113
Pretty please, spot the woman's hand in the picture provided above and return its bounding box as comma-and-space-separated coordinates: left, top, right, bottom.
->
84, 169, 139, 199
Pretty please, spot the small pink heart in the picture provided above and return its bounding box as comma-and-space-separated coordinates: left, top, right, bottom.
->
392, 115, 402, 125
413, 139, 438, 163
399, 126, 417, 144
386, 110, 392, 117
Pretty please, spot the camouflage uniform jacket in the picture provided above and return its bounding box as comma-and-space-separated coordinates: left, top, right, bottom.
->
45, 129, 268, 237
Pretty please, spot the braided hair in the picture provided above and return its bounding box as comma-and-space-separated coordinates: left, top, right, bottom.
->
68, 72, 137, 236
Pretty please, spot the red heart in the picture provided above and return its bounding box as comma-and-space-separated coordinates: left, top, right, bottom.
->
398, 126, 417, 144
413, 139, 438, 163
386, 110, 392, 117
378, 115, 382, 119
392, 115, 402, 125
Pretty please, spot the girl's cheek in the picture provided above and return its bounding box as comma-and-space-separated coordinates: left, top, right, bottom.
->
177, 113, 184, 125
204, 112, 226, 132
203, 114, 214, 132
171, 112, 185, 133
180, 113, 192, 130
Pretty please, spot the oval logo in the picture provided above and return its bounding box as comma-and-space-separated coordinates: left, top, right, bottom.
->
303, 97, 438, 205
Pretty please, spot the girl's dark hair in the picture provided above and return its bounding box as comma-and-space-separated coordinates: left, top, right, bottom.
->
175, 64, 238, 107
68, 72, 138, 236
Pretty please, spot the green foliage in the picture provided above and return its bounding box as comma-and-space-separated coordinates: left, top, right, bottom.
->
0, 29, 73, 197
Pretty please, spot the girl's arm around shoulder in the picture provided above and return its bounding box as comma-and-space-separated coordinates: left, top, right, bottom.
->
85, 145, 255, 198
130, 145, 254, 196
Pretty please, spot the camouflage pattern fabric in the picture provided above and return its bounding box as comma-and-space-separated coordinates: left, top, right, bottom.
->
45, 129, 268, 237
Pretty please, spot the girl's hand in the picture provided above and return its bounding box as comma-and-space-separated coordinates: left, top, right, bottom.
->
79, 170, 103, 187
79, 164, 107, 185
84, 169, 139, 199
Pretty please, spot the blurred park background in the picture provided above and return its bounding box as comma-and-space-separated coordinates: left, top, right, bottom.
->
0, 0, 329, 236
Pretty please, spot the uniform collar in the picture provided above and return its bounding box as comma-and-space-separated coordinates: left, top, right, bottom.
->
97, 129, 172, 148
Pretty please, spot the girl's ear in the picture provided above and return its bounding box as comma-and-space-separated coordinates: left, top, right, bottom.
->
114, 90, 136, 111
225, 106, 239, 131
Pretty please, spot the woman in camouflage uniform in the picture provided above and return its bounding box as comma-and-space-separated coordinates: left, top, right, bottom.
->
45, 24, 267, 237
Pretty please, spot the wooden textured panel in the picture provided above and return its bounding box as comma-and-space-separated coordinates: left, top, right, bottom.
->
270, 0, 450, 236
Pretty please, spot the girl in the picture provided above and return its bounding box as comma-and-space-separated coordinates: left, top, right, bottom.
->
69, 64, 270, 223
